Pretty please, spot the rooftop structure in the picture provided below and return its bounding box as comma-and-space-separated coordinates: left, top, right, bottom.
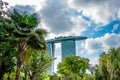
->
47, 36, 87, 43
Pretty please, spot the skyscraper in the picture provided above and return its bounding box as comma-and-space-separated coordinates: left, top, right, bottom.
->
61, 40, 76, 60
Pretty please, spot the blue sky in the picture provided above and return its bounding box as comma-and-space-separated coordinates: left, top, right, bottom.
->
5, 0, 120, 71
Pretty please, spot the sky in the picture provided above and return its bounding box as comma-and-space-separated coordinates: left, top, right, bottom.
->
4, 0, 120, 72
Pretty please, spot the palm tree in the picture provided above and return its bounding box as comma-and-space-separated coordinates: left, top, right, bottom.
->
95, 47, 120, 80
9, 10, 47, 80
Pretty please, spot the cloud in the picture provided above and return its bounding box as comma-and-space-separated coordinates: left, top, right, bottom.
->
83, 33, 120, 54
5, 0, 43, 11
10, 5, 36, 15
118, 8, 120, 18
71, 16, 90, 35
40, 0, 72, 34
84, 38, 103, 54
69, 0, 120, 24
101, 33, 120, 50
39, 0, 90, 38
89, 57, 99, 66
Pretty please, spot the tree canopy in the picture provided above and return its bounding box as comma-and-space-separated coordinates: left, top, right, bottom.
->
57, 56, 90, 80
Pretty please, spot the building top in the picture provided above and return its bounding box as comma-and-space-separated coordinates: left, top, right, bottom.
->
47, 36, 87, 43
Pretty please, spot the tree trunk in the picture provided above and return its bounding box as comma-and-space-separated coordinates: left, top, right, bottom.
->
15, 39, 26, 80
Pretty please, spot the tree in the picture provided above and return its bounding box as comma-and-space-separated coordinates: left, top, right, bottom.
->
28, 51, 53, 80
94, 47, 120, 80
0, 0, 9, 17
0, 42, 17, 80
22, 47, 53, 80
57, 56, 90, 80
9, 10, 47, 80
0, 2, 17, 79
94, 65, 103, 80
49, 73, 62, 80
108, 47, 120, 80
99, 53, 110, 80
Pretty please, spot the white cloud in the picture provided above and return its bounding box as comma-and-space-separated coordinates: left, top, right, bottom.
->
101, 33, 120, 51
4, 0, 43, 11
76, 33, 120, 66
83, 33, 120, 54
10, 5, 36, 15
69, 0, 120, 24
89, 57, 99, 66
71, 16, 90, 35
84, 38, 103, 54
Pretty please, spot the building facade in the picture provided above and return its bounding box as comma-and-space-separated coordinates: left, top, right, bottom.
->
61, 40, 76, 60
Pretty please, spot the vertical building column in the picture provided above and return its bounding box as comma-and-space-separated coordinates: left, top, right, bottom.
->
51, 43, 55, 73
47, 43, 55, 74
61, 40, 76, 60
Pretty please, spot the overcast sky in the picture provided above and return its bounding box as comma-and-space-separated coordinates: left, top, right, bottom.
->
4, 0, 120, 71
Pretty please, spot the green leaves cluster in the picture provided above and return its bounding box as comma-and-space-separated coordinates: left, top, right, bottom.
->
57, 56, 90, 80
94, 47, 120, 80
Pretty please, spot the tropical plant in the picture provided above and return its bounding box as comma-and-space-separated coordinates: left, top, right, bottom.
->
57, 56, 90, 80
0, 4, 17, 79
94, 47, 120, 80
28, 52, 53, 80
0, 42, 17, 80
8, 10, 47, 80
49, 73, 62, 80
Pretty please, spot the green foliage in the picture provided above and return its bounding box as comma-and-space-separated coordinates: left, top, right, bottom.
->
22, 47, 53, 80
50, 73, 62, 80
57, 56, 90, 80
8, 10, 47, 80
0, 5, 47, 80
9, 10, 38, 38
94, 47, 120, 80
29, 52, 53, 80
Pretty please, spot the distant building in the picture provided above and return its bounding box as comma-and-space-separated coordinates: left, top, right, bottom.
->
47, 36, 87, 74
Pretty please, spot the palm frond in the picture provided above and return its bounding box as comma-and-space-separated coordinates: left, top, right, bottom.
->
27, 34, 46, 50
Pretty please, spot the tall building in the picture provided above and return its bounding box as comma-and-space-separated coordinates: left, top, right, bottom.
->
47, 36, 87, 74
47, 43, 55, 74
61, 40, 76, 60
